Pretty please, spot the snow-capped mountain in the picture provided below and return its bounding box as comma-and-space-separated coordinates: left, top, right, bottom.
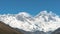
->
0, 11, 60, 33
35, 11, 60, 32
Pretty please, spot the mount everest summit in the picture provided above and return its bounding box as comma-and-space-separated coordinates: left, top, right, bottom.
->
0, 11, 60, 34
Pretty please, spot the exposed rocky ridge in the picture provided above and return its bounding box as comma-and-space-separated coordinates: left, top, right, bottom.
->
51, 28, 60, 34
0, 21, 23, 34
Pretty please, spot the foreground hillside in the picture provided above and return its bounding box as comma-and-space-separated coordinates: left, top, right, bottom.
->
0, 21, 23, 34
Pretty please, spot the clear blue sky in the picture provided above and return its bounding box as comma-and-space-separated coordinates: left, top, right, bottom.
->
0, 0, 60, 16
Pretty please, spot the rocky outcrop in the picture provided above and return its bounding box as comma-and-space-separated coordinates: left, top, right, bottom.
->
51, 28, 60, 34
0, 21, 23, 34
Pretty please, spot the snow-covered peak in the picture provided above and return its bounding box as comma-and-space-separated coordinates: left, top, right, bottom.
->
35, 11, 48, 17
35, 11, 56, 18
35, 11, 60, 32
0, 11, 60, 33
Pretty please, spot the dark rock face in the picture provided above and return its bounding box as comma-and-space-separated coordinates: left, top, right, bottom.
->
15, 28, 46, 34
0, 21, 23, 34
51, 28, 60, 34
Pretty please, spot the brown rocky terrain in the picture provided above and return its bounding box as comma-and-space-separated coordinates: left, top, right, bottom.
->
0, 21, 23, 34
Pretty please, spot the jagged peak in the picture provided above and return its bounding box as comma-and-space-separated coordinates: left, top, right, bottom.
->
35, 11, 57, 18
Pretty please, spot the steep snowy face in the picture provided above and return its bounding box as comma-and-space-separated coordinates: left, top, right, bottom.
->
0, 11, 60, 32
35, 11, 60, 32
0, 12, 36, 32
16, 12, 35, 22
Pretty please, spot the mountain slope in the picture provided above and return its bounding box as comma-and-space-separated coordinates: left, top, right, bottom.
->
0, 21, 23, 34
0, 11, 60, 34
52, 28, 60, 34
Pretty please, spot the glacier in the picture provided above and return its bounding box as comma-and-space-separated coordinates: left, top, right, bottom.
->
0, 11, 60, 33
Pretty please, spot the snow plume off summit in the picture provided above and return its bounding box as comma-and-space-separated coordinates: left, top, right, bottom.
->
0, 11, 60, 33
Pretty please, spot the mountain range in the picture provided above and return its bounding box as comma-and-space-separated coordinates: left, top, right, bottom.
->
0, 11, 60, 34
